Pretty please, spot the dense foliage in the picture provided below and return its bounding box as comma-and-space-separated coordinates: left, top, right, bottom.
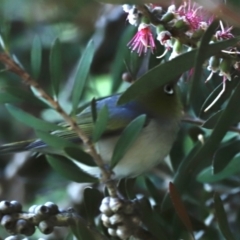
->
0, 0, 240, 239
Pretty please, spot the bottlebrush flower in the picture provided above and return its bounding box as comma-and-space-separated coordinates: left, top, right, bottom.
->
176, 0, 206, 31
127, 23, 156, 56
215, 21, 234, 40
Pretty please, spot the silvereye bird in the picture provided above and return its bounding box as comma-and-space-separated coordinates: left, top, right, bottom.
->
0, 82, 182, 179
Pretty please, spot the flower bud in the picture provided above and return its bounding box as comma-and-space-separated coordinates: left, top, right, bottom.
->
207, 56, 220, 72
169, 39, 183, 60
219, 58, 232, 80
151, 6, 163, 16
173, 19, 190, 32
191, 28, 205, 41
160, 12, 175, 23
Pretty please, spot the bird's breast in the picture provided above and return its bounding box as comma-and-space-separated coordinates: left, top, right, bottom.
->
97, 119, 179, 178
73, 119, 179, 179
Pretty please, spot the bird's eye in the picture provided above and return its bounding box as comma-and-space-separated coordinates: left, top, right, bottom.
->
164, 84, 174, 95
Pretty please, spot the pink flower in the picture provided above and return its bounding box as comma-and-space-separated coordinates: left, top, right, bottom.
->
215, 21, 234, 40
127, 23, 156, 56
177, 0, 205, 30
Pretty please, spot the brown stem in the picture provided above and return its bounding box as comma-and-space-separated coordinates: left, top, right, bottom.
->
182, 116, 240, 134
0, 53, 118, 198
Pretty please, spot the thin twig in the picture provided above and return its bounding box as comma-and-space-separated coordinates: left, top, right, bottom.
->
182, 115, 240, 134
0, 53, 118, 198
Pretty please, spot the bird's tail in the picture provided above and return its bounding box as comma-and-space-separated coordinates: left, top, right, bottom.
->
0, 139, 36, 155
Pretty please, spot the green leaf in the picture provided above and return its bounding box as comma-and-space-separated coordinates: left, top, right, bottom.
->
197, 155, 240, 183
145, 177, 161, 204
202, 111, 222, 129
169, 182, 194, 237
31, 35, 42, 79
163, 82, 240, 210
92, 105, 109, 142
6, 104, 63, 131
0, 92, 21, 104
111, 114, 146, 168
178, 82, 240, 177
84, 188, 102, 225
111, 25, 136, 92
214, 193, 236, 240
137, 197, 168, 240
50, 38, 62, 97
46, 155, 97, 183
35, 130, 77, 150
118, 38, 239, 105
0, 86, 46, 106
72, 39, 95, 114
70, 214, 107, 240
189, 20, 219, 112
213, 140, 240, 174
64, 147, 96, 166
64, 232, 74, 240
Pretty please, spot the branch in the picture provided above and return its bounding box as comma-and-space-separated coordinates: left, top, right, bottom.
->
182, 115, 240, 134
0, 53, 118, 198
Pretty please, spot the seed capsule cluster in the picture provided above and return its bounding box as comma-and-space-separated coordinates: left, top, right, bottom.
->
99, 197, 141, 240
0, 200, 60, 238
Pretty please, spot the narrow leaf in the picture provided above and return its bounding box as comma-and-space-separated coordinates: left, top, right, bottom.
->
167, 82, 240, 208
137, 197, 168, 240
31, 35, 42, 79
213, 140, 240, 174
92, 105, 109, 142
0, 86, 46, 107
70, 217, 107, 240
197, 155, 240, 183
111, 114, 146, 168
6, 104, 63, 131
50, 38, 62, 97
111, 25, 136, 92
214, 193, 235, 240
169, 182, 194, 238
84, 188, 102, 225
46, 155, 97, 183
202, 111, 222, 129
35, 130, 77, 150
31, 36, 42, 79
189, 20, 219, 110
64, 147, 96, 166
145, 177, 161, 204
118, 38, 239, 105
72, 40, 95, 114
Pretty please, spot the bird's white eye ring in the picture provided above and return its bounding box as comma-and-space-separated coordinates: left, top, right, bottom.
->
164, 84, 174, 95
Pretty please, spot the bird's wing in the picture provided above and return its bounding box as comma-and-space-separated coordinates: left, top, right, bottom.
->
56, 94, 150, 141
0, 95, 150, 154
